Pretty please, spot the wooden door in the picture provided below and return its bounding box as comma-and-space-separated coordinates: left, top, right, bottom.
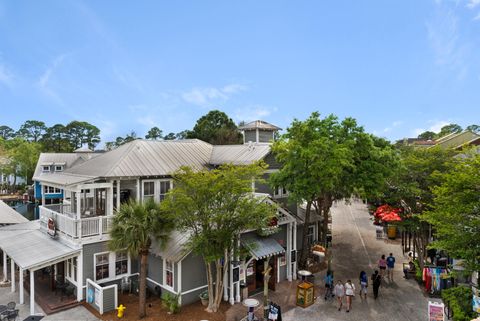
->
246, 260, 256, 293
268, 256, 276, 291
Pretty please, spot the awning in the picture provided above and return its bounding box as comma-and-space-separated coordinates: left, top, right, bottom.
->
242, 236, 285, 260
33, 173, 97, 187
151, 230, 191, 263
0, 225, 80, 270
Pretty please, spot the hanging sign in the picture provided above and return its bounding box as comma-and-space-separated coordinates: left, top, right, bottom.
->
47, 218, 56, 237
428, 301, 445, 321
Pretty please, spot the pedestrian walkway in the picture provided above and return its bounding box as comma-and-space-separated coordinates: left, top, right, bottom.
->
283, 200, 437, 321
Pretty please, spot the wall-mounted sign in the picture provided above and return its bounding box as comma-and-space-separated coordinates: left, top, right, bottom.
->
291, 250, 296, 263
47, 218, 56, 237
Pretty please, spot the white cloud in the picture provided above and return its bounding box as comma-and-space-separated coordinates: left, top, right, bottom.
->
234, 105, 278, 122
466, 0, 480, 9
474, 12, 480, 20
182, 83, 247, 106
0, 63, 13, 87
36, 54, 67, 103
392, 121, 403, 127
136, 115, 157, 128
412, 120, 452, 137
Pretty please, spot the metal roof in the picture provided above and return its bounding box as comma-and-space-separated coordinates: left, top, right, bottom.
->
33, 152, 98, 178
64, 139, 213, 178
0, 222, 80, 270
0, 200, 29, 225
239, 120, 282, 131
241, 235, 285, 260
151, 230, 191, 262
33, 173, 97, 187
210, 144, 271, 165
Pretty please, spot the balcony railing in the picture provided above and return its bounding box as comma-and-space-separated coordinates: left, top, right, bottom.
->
39, 204, 113, 241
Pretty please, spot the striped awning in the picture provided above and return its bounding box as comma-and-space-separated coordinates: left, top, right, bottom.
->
242, 236, 285, 260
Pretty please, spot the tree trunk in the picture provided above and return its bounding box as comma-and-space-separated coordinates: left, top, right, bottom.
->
138, 250, 148, 318
299, 200, 313, 269
206, 261, 215, 312
321, 197, 333, 245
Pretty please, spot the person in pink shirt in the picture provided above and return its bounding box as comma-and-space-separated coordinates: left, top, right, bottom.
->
378, 254, 387, 278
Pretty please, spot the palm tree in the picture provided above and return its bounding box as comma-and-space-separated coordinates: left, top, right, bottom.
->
109, 200, 173, 318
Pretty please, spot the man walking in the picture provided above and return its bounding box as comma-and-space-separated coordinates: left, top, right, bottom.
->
371, 270, 381, 299
386, 252, 395, 282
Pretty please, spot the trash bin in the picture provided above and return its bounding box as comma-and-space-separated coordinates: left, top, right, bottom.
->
387, 226, 396, 239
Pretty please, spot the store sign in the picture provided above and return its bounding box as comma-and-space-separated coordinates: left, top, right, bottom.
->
291, 250, 296, 263
428, 301, 445, 321
47, 218, 56, 237
233, 267, 240, 283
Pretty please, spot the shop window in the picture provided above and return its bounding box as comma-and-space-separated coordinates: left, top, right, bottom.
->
115, 251, 128, 276
67, 257, 78, 282
44, 186, 61, 194
165, 260, 174, 288
278, 251, 287, 266
95, 253, 110, 281
273, 186, 288, 198
42, 165, 50, 173
143, 181, 155, 201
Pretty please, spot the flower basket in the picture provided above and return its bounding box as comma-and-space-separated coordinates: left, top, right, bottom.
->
199, 290, 209, 306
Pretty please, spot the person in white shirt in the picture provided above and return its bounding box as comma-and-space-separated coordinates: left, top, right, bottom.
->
344, 279, 356, 312
333, 280, 345, 311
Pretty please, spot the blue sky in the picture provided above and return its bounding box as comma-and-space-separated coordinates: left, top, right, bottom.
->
1, 0, 479, 146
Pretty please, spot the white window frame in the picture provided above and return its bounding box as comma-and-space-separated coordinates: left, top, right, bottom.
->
65, 257, 78, 285
115, 251, 129, 277
55, 165, 64, 172
306, 224, 316, 245
94, 251, 131, 283
273, 186, 288, 198
44, 185, 61, 194
163, 259, 174, 290
142, 180, 155, 202
159, 179, 171, 202
42, 166, 50, 173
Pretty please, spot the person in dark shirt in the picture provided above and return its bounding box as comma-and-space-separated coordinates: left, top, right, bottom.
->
371, 270, 382, 299
386, 253, 395, 282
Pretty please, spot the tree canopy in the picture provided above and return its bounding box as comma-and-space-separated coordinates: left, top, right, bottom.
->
145, 127, 163, 140
186, 110, 242, 145
422, 150, 480, 273
161, 163, 276, 312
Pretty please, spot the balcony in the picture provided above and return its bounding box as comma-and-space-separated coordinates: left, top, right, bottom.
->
39, 204, 113, 241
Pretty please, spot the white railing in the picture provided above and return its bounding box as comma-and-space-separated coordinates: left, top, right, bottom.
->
39, 205, 113, 241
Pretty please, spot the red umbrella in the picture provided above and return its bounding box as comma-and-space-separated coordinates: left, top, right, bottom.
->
381, 212, 402, 222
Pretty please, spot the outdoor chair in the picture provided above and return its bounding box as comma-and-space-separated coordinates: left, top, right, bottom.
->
5, 303, 15, 311
1, 309, 18, 321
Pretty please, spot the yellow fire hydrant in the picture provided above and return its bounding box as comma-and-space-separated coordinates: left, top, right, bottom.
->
116, 304, 126, 318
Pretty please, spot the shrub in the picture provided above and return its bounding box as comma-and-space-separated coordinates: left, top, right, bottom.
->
162, 292, 180, 314
441, 286, 476, 321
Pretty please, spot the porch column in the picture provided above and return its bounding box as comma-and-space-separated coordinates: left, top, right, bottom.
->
41, 184, 45, 206
30, 269, 35, 315
116, 180, 121, 210
77, 253, 84, 301
229, 249, 234, 305
3, 252, 7, 282
286, 222, 292, 281
292, 221, 297, 280
19, 268, 24, 304
76, 188, 81, 219
178, 261, 182, 305
235, 237, 241, 303
10, 258, 15, 292
136, 179, 140, 201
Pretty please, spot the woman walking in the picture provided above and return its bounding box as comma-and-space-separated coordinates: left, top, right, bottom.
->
344, 280, 355, 312
378, 254, 387, 278
333, 280, 345, 311
371, 270, 382, 299
359, 271, 368, 299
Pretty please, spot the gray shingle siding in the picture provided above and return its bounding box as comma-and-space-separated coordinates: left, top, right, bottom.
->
147, 254, 163, 285
263, 153, 280, 169
259, 130, 274, 143
244, 131, 256, 143
181, 253, 207, 293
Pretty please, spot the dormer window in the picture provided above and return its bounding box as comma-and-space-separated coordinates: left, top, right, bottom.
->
42, 166, 50, 173
55, 165, 64, 172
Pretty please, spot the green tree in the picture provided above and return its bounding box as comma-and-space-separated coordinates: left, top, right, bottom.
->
417, 131, 436, 140
109, 200, 173, 319
186, 110, 242, 145
41, 124, 72, 152
5, 138, 41, 185
66, 121, 101, 150
175, 130, 190, 140
161, 163, 276, 313
123, 131, 138, 144
438, 124, 462, 138
422, 150, 480, 273
163, 132, 176, 140
466, 124, 480, 134
145, 127, 163, 140
0, 126, 15, 140
271, 112, 397, 267
386, 146, 456, 270
17, 120, 47, 142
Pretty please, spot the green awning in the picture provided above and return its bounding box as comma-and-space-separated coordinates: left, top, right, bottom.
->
242, 236, 285, 260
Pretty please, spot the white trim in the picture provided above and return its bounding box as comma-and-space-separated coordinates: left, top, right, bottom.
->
42, 166, 50, 173
163, 258, 175, 292
181, 284, 208, 295
55, 165, 64, 172
178, 261, 182, 305
93, 251, 131, 283
146, 277, 178, 294
30, 269, 35, 315
94, 252, 110, 282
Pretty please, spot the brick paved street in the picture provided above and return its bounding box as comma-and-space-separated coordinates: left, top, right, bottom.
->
282, 200, 440, 321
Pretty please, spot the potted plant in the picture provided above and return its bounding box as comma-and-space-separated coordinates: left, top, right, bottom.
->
199, 290, 209, 306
